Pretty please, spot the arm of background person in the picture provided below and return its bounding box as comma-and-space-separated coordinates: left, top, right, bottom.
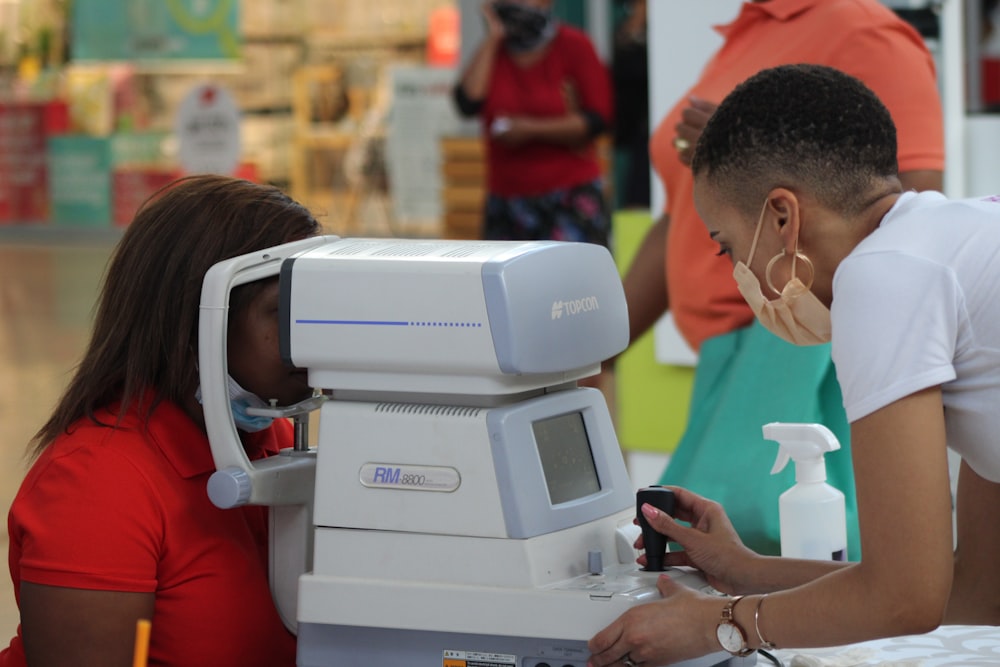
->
453, 2, 505, 116
898, 169, 942, 193
621, 213, 669, 345
19, 583, 155, 667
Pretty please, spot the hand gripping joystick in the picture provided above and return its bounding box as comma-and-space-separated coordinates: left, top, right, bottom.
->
636, 486, 676, 571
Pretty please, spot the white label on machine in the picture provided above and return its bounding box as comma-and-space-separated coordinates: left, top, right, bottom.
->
443, 650, 517, 667
359, 463, 461, 492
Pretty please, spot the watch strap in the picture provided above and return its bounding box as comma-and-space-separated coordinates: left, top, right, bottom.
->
719, 595, 755, 657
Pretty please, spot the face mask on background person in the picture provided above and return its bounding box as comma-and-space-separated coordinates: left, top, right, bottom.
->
493, 1, 557, 53
196, 374, 275, 432
732, 200, 832, 346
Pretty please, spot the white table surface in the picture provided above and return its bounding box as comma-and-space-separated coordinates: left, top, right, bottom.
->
771, 625, 1000, 666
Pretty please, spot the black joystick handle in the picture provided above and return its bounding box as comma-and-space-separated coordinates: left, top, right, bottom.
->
636, 486, 676, 572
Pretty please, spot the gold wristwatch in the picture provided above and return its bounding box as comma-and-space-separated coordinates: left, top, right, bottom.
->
716, 595, 755, 657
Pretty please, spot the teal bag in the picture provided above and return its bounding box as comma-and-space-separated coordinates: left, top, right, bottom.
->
658, 320, 861, 561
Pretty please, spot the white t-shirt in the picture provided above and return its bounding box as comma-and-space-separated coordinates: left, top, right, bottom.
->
831, 190, 1000, 483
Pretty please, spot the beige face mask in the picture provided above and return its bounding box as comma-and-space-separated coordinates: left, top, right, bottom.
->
732, 201, 831, 346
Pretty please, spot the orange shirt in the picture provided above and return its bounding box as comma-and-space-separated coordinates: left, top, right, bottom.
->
651, 0, 944, 350
1, 400, 296, 667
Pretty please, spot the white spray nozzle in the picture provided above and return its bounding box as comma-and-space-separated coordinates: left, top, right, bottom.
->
762, 422, 840, 484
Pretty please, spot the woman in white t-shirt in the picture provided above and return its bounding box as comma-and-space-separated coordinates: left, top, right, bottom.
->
587, 64, 1000, 667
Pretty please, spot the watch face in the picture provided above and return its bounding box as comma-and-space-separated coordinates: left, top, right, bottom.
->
716, 622, 745, 653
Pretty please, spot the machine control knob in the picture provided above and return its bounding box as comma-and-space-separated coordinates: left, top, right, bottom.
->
208, 467, 252, 508
636, 486, 676, 571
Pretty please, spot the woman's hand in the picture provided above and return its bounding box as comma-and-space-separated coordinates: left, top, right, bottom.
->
481, 0, 506, 42
636, 486, 759, 595
587, 575, 722, 667
673, 96, 717, 167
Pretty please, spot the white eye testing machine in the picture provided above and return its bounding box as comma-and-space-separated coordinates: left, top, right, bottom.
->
199, 237, 748, 667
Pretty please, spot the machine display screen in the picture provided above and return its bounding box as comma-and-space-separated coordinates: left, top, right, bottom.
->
532, 411, 601, 505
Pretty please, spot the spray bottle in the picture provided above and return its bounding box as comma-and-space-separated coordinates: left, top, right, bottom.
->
763, 422, 847, 561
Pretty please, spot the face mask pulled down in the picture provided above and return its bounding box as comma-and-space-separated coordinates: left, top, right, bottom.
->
195, 374, 274, 432
732, 201, 831, 346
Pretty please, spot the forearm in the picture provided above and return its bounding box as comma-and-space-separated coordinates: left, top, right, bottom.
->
742, 400, 953, 649
622, 214, 669, 345
509, 112, 594, 148
734, 561, 946, 652
898, 169, 942, 193
944, 460, 1000, 624
459, 36, 503, 103
946, 552, 1000, 624
736, 554, 847, 595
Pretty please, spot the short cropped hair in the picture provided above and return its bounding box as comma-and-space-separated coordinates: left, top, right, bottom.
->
691, 64, 899, 217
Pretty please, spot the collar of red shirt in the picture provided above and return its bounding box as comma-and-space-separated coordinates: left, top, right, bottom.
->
715, 0, 818, 37
104, 398, 285, 480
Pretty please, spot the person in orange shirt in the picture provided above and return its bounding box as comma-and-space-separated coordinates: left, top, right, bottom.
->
622, 0, 944, 559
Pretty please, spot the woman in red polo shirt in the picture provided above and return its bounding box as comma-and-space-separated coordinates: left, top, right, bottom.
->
1, 175, 319, 667
453, 0, 613, 246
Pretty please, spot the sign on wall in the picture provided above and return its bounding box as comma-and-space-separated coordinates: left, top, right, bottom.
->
175, 84, 241, 175
72, 0, 240, 62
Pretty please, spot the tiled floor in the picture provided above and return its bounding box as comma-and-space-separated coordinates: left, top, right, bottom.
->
0, 241, 114, 645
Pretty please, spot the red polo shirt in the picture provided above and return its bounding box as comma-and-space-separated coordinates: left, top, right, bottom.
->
1, 399, 296, 666
482, 24, 613, 197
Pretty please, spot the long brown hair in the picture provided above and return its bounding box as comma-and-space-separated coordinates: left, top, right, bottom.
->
30, 175, 321, 458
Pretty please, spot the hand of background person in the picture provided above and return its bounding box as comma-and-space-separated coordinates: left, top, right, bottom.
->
481, 0, 506, 42
561, 79, 580, 114
587, 574, 721, 667
491, 115, 530, 146
673, 96, 717, 167
634, 486, 759, 596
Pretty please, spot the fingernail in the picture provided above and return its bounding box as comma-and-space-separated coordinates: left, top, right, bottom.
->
641, 503, 660, 519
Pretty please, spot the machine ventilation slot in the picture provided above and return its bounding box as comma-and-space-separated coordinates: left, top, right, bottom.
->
441, 245, 490, 258
371, 244, 437, 258
375, 403, 482, 418
328, 241, 383, 256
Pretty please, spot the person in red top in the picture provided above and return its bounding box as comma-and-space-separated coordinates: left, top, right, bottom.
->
453, 0, 613, 246
619, 0, 944, 558
1, 175, 320, 667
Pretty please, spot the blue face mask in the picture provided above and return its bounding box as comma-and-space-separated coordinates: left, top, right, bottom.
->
196, 375, 275, 433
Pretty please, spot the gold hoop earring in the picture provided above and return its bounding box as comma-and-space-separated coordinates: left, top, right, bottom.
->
765, 250, 815, 296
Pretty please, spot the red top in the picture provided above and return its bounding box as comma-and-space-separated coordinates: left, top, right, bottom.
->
1, 400, 296, 667
482, 24, 613, 197
650, 0, 944, 350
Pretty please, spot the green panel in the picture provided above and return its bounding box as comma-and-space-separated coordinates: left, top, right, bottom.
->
553, 1, 586, 29
47, 135, 113, 227
613, 210, 694, 453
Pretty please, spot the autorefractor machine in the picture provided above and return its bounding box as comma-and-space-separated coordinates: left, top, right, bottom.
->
199, 237, 748, 667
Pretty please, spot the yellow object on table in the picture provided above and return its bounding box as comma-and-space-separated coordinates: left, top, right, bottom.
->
133, 618, 151, 667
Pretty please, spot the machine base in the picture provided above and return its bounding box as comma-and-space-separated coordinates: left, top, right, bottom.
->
297, 623, 755, 667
